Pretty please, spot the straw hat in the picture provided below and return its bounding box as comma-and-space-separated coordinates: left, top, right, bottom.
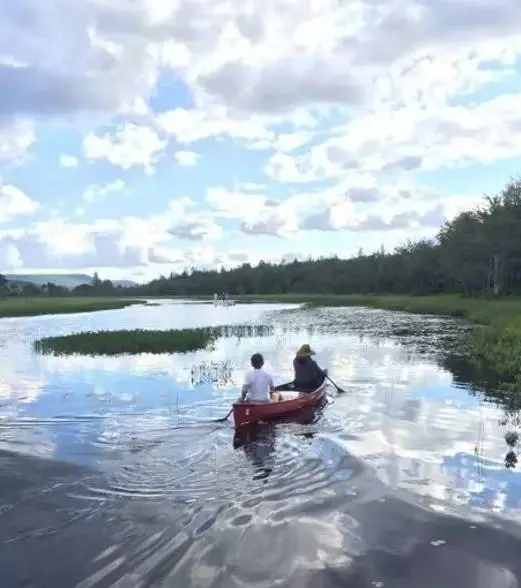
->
296, 343, 315, 357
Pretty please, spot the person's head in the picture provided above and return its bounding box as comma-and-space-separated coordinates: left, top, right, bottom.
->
296, 344, 315, 357
250, 353, 264, 369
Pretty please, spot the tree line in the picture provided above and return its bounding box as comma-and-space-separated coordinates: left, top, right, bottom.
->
2, 176, 521, 298
127, 176, 521, 297
0, 272, 127, 298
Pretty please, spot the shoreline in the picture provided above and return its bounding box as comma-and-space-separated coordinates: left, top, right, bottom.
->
0, 297, 144, 318
1, 293, 518, 397
234, 293, 520, 398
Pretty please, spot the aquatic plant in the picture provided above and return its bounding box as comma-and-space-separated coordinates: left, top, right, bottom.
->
190, 360, 234, 387
33, 324, 273, 356
0, 297, 143, 318
241, 293, 521, 397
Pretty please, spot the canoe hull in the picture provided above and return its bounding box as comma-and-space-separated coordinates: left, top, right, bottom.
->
232, 380, 328, 428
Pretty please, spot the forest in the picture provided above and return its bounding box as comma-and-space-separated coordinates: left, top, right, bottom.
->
125, 176, 521, 298
2, 176, 521, 298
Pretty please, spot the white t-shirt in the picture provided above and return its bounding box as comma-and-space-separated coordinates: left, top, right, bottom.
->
243, 369, 274, 402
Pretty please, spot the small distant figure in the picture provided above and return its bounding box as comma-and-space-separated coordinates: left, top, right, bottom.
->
213, 293, 218, 303
293, 344, 327, 392
240, 353, 277, 404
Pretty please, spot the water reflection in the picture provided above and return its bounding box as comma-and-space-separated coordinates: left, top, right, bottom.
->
234, 423, 277, 480
191, 361, 234, 387
232, 403, 328, 481
3, 300, 521, 586
441, 344, 521, 468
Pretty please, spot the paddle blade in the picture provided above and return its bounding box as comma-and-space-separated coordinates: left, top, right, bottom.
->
326, 376, 346, 394
213, 408, 233, 422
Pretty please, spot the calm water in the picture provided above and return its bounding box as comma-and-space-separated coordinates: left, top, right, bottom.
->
1, 300, 521, 587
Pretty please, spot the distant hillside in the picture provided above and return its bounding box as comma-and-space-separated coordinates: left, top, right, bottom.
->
6, 274, 92, 288
5, 274, 136, 289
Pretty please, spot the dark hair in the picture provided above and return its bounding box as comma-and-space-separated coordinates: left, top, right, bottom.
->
250, 353, 264, 369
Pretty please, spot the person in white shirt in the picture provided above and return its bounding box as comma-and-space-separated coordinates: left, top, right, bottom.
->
240, 353, 277, 403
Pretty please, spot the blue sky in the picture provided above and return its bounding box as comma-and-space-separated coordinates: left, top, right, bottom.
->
1, 0, 521, 281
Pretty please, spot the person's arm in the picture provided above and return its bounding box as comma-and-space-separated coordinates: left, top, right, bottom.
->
240, 374, 250, 402
311, 358, 327, 377
292, 358, 299, 381
268, 374, 280, 401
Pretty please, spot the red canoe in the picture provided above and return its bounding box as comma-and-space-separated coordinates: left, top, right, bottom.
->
232, 380, 328, 428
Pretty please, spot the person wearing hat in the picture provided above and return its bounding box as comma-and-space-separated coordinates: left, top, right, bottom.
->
293, 344, 327, 392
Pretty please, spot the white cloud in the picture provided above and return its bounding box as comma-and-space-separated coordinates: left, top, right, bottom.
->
59, 154, 78, 168
201, 178, 477, 238
0, 0, 520, 125
205, 185, 340, 237
82, 180, 125, 203
0, 243, 23, 270
265, 151, 327, 183
0, 185, 38, 224
310, 93, 521, 178
82, 123, 167, 173
155, 106, 276, 147
75, 180, 126, 217
273, 131, 314, 153
174, 150, 199, 166
0, 196, 224, 272
0, 121, 35, 165
0, 0, 521, 273
205, 186, 271, 220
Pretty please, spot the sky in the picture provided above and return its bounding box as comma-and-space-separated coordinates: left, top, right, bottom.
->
1, 0, 521, 283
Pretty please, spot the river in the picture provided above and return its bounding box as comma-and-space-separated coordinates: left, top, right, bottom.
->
1, 300, 521, 587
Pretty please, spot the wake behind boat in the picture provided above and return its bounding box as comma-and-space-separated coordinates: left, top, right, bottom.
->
213, 300, 236, 307
213, 292, 236, 306
232, 380, 328, 428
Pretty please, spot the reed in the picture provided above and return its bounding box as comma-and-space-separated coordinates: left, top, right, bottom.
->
238, 293, 521, 393
33, 324, 273, 356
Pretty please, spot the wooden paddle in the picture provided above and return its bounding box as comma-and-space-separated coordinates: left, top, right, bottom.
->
326, 375, 346, 394
214, 407, 233, 422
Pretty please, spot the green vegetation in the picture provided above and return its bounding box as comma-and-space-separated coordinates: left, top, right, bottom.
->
34, 328, 214, 356
235, 292, 518, 318
33, 324, 273, 356
0, 297, 143, 318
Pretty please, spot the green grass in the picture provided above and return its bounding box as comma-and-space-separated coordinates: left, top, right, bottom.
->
0, 297, 144, 318
235, 292, 521, 319
33, 324, 273, 356
236, 293, 521, 394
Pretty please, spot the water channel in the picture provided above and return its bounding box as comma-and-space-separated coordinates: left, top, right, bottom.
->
1, 300, 520, 587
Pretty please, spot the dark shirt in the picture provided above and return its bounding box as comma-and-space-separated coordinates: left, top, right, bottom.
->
293, 355, 324, 385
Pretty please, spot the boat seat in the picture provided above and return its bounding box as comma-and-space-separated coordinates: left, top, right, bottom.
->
277, 391, 300, 402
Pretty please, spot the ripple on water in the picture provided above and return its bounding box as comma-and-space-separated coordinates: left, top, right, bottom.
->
83, 423, 246, 504
79, 412, 372, 529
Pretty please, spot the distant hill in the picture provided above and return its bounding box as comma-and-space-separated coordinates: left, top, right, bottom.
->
5, 274, 92, 288
5, 274, 136, 289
